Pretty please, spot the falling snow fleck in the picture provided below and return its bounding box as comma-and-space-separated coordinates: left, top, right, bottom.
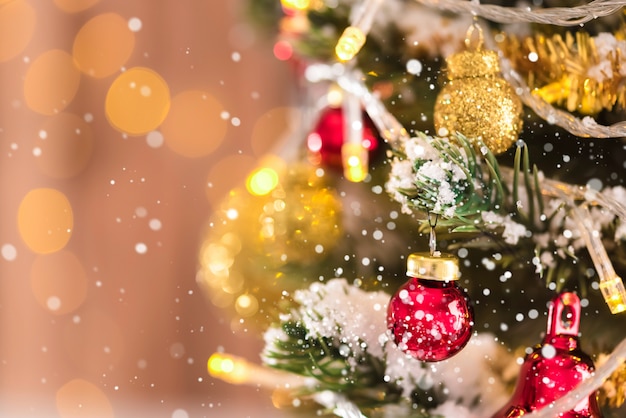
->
172, 409, 189, 418
135, 243, 148, 254
146, 131, 164, 148
149, 218, 162, 231
231, 52, 241, 62
47, 296, 61, 311
128, 17, 142, 32
1, 244, 17, 261
541, 344, 557, 359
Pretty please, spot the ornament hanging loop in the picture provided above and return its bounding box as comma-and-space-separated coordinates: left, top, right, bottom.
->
428, 212, 439, 256
547, 292, 581, 338
464, 21, 484, 51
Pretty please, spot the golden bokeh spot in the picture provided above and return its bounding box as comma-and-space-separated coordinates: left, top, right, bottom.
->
250, 107, 294, 156
54, 0, 101, 13
0, 0, 36, 62
56, 378, 113, 418
246, 167, 279, 196
235, 294, 259, 317
73, 12, 135, 78
36, 113, 94, 178
17, 188, 73, 254
205, 154, 255, 203
31, 250, 87, 315
24, 49, 81, 115
105, 67, 170, 135
161, 90, 227, 158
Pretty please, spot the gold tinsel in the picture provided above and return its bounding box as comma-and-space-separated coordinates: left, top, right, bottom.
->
597, 353, 626, 408
496, 28, 626, 115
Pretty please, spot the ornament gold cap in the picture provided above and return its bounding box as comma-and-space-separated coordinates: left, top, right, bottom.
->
406, 252, 459, 282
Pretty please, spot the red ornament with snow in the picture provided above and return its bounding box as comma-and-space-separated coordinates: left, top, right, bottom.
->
307, 106, 380, 170
491, 292, 602, 418
387, 252, 474, 362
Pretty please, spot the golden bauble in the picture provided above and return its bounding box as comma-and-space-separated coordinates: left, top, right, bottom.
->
197, 161, 342, 331
434, 48, 523, 155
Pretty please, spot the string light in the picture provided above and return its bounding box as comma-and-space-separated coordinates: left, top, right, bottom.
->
335, 0, 383, 61
341, 90, 368, 182
414, 0, 626, 26
208, 352, 306, 387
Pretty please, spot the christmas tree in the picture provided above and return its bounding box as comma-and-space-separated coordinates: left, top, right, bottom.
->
200, 1, 626, 417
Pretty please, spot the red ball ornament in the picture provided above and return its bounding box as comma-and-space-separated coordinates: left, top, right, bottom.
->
492, 292, 602, 418
307, 107, 380, 169
387, 252, 474, 362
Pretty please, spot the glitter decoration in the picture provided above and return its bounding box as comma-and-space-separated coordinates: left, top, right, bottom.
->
197, 162, 342, 330
434, 24, 523, 155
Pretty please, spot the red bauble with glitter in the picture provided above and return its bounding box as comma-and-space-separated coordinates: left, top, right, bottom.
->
492, 292, 602, 418
307, 107, 380, 169
387, 252, 474, 362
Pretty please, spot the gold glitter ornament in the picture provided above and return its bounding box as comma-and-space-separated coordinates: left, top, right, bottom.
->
197, 159, 342, 332
434, 25, 523, 155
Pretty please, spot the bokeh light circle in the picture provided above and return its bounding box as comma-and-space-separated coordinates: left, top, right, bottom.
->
36, 113, 94, 178
17, 188, 73, 254
0, 0, 36, 62
161, 90, 227, 158
31, 250, 88, 315
73, 13, 135, 78
56, 378, 113, 418
205, 154, 256, 203
105, 67, 170, 135
24, 50, 81, 115
54, 0, 101, 13
250, 107, 294, 156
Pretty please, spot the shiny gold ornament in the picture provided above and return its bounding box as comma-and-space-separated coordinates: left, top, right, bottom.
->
197, 160, 342, 331
434, 25, 523, 155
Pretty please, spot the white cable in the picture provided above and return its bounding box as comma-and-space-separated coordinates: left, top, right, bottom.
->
415, 0, 626, 26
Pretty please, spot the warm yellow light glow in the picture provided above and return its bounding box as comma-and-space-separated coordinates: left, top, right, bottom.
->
341, 142, 368, 182
105, 67, 170, 135
56, 378, 113, 418
0, 0, 36, 62
31, 250, 88, 315
18, 188, 73, 254
600, 276, 626, 314
161, 90, 227, 158
235, 294, 259, 317
24, 50, 81, 115
281, 0, 310, 11
335, 26, 366, 62
207, 353, 251, 385
246, 167, 279, 196
54, 0, 101, 13
73, 13, 135, 78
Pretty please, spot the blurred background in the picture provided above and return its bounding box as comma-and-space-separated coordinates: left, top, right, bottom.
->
0, 0, 294, 416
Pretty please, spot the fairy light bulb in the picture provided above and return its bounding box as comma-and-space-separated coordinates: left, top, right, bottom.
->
334, 0, 383, 61
599, 276, 626, 314
341, 142, 368, 182
341, 89, 368, 182
280, 0, 310, 12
